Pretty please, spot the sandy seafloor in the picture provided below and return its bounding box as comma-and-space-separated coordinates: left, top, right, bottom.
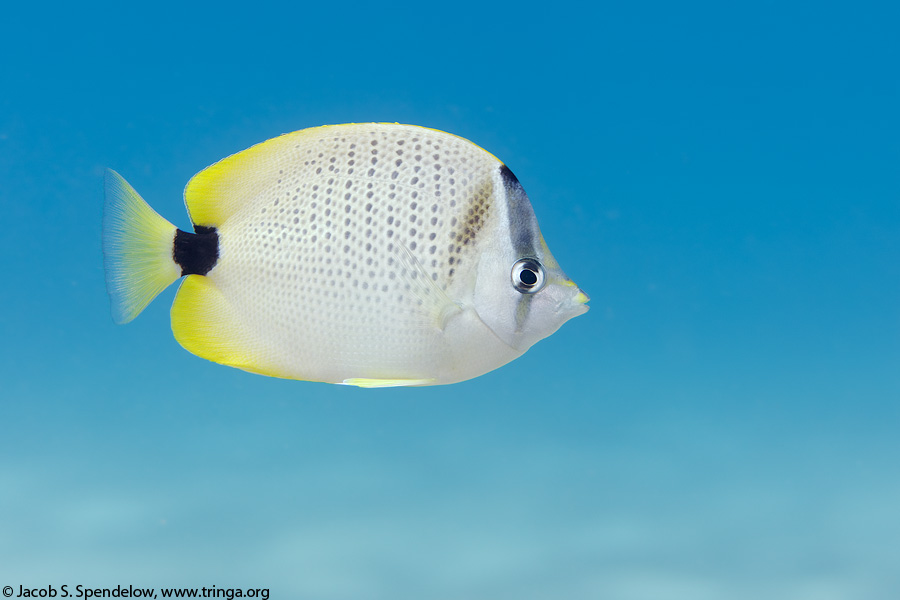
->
1, 2, 898, 599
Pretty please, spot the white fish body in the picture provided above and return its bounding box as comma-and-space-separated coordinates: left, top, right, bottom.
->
103, 123, 588, 386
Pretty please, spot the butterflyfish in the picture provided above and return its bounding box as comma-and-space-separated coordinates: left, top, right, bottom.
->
103, 123, 588, 387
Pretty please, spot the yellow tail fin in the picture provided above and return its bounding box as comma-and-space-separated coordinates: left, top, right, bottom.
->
102, 169, 181, 324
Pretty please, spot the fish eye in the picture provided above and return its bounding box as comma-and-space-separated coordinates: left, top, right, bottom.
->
511, 258, 545, 294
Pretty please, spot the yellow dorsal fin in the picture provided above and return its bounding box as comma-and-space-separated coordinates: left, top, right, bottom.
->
185, 124, 396, 228
183, 123, 467, 228
184, 129, 316, 228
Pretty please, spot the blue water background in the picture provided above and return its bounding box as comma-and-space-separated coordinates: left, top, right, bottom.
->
2, 2, 899, 598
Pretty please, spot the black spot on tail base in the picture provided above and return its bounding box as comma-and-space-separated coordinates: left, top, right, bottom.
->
174, 227, 219, 276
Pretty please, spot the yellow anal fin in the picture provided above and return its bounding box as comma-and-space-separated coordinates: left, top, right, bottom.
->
341, 378, 436, 388
171, 275, 286, 378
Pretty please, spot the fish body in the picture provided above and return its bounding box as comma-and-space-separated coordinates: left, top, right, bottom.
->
103, 123, 588, 387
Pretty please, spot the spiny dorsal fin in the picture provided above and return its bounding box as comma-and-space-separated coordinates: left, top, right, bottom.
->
184, 130, 313, 228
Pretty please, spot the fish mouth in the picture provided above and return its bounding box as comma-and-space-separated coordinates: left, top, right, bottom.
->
572, 288, 590, 315
556, 288, 589, 317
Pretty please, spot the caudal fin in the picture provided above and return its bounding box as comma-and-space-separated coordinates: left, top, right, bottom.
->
102, 169, 181, 324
